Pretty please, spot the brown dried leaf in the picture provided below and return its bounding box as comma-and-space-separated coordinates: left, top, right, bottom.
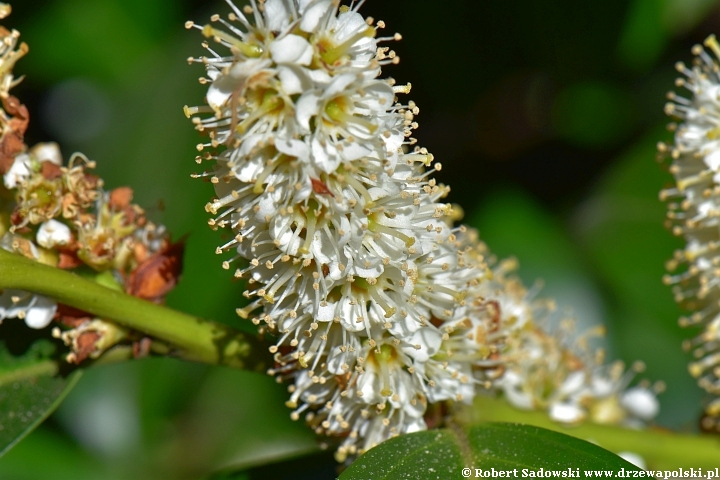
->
0, 96, 29, 174
3, 95, 29, 127
10, 236, 36, 259
72, 331, 101, 364
109, 187, 133, 210
40, 161, 62, 180
54, 304, 91, 328
133, 242, 149, 264
125, 236, 186, 302
0, 132, 23, 174
58, 250, 83, 269
311, 177, 332, 195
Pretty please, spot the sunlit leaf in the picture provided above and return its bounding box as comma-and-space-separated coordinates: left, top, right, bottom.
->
340, 423, 638, 480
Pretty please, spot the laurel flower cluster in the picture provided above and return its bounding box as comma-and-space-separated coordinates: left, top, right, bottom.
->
0, 142, 180, 360
499, 323, 661, 428
0, 9, 180, 362
184, 0, 668, 458
0, 14, 55, 331
0, 4, 186, 367
464, 254, 660, 428
661, 34, 720, 424
185, 0, 515, 457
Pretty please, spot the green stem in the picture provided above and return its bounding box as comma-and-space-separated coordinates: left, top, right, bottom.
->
462, 395, 720, 470
0, 249, 270, 371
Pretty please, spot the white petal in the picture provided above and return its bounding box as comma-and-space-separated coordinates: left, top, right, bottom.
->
3, 154, 32, 189
356, 82, 394, 111
263, 0, 293, 32
620, 387, 659, 420
349, 255, 383, 279
357, 370, 380, 401
705, 149, 720, 172
338, 297, 364, 332
299, 0, 331, 32
0, 289, 31, 319
325, 73, 356, 97
401, 329, 442, 362
207, 59, 271, 109
30, 142, 62, 165
335, 11, 369, 42
502, 387, 534, 410
316, 301, 335, 322
296, 91, 322, 132
236, 157, 265, 183
275, 135, 309, 159
207, 76, 237, 109
590, 376, 615, 397
277, 65, 312, 95
339, 139, 371, 161
549, 402, 586, 424
296, 0, 314, 12
24, 296, 57, 329
404, 417, 427, 433
270, 215, 302, 255
36, 219, 72, 248
617, 452, 646, 470
306, 68, 332, 85
310, 135, 341, 173
270, 34, 313, 66
255, 190, 281, 219
558, 371, 586, 396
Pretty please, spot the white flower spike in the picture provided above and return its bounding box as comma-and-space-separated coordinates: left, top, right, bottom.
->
187, 0, 661, 459
662, 34, 720, 423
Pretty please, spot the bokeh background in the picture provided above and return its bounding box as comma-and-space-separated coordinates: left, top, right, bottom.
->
1, 0, 718, 478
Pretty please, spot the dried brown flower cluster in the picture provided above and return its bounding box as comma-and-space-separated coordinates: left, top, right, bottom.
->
0, 5, 183, 364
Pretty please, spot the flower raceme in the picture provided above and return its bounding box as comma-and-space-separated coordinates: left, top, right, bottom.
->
186, 0, 660, 459
0, 0, 660, 463
662, 34, 720, 427
184, 0, 499, 458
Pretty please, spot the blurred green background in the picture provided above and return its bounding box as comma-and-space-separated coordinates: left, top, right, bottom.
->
1, 0, 718, 478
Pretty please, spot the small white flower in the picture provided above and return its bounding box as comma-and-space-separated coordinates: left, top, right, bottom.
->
30, 142, 62, 166
3, 152, 31, 189
549, 402, 586, 424
36, 219, 71, 248
620, 386, 660, 421
0, 288, 56, 329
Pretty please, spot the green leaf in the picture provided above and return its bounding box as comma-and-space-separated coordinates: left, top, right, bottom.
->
0, 339, 81, 457
340, 423, 639, 480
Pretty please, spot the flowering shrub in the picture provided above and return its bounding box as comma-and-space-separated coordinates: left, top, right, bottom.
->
0, 0, 719, 477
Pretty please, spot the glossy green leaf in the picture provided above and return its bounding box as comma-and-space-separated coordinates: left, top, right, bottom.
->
0, 340, 81, 457
340, 423, 639, 480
